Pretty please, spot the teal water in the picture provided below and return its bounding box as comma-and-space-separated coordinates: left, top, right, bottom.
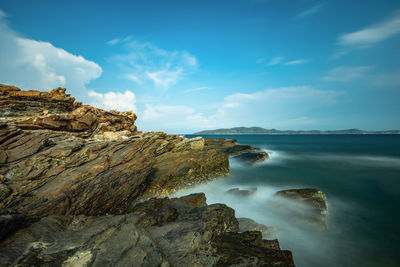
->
181, 135, 400, 267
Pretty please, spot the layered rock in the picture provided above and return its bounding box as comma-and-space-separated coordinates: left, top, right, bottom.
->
0, 194, 294, 266
274, 188, 328, 227
204, 138, 270, 165
0, 84, 137, 137
0, 84, 229, 218
0, 84, 295, 266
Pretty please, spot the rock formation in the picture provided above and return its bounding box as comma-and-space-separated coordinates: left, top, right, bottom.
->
204, 138, 270, 165
0, 84, 295, 266
274, 188, 328, 227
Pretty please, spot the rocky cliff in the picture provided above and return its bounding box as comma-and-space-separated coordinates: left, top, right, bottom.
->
0, 84, 295, 266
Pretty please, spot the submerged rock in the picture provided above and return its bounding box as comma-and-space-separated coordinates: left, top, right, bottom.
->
232, 151, 270, 165
274, 188, 328, 227
0, 194, 295, 266
226, 187, 258, 197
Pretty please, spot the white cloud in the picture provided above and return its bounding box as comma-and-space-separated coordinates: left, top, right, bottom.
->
296, 4, 323, 18
338, 12, 400, 47
284, 59, 309, 65
112, 40, 198, 89
267, 56, 284, 65
322, 66, 372, 82
138, 86, 340, 133
0, 11, 102, 100
88, 90, 136, 111
107, 38, 121, 46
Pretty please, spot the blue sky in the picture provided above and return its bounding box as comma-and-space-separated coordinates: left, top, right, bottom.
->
0, 0, 399, 133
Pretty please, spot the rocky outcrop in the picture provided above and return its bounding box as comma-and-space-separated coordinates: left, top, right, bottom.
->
204, 138, 270, 165
0, 84, 137, 137
0, 84, 229, 218
274, 188, 328, 227
232, 151, 270, 165
0, 124, 228, 218
204, 138, 253, 155
0, 194, 295, 266
0, 84, 295, 266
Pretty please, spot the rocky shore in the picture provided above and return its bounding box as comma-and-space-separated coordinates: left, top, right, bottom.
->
0, 84, 295, 266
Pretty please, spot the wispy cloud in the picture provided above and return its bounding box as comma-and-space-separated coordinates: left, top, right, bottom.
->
111, 40, 198, 89
338, 12, 400, 47
106, 36, 132, 46
265, 57, 309, 66
267, 56, 285, 65
284, 59, 309, 65
296, 3, 323, 18
322, 66, 372, 82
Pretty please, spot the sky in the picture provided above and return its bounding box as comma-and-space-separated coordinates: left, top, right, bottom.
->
0, 0, 399, 133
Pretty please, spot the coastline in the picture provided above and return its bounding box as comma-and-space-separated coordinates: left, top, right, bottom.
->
0, 84, 296, 266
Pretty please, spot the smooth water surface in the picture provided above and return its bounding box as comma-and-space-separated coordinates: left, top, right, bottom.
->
179, 135, 400, 267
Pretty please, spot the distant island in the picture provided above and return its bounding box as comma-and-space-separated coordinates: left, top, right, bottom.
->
194, 127, 400, 135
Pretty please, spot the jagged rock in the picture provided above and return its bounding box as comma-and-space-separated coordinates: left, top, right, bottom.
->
232, 151, 269, 165
274, 188, 328, 227
237, 217, 277, 239
0, 84, 137, 137
0, 194, 294, 266
212, 231, 294, 266
204, 138, 254, 155
0, 84, 295, 265
0, 124, 228, 218
225, 187, 258, 197
0, 85, 229, 218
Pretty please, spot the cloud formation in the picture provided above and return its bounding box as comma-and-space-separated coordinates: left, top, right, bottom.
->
138, 86, 340, 133
88, 90, 136, 111
0, 11, 102, 100
284, 59, 309, 65
296, 3, 323, 18
338, 12, 400, 47
111, 40, 198, 89
322, 66, 372, 82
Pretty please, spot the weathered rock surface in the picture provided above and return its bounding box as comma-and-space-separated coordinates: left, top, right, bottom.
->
0, 194, 295, 267
204, 138, 270, 165
274, 188, 328, 227
0, 84, 295, 266
0, 84, 229, 218
226, 187, 258, 197
0, 84, 137, 137
204, 138, 253, 156
238, 217, 277, 239
232, 151, 270, 165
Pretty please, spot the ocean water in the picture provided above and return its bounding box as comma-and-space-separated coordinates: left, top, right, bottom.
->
178, 134, 400, 267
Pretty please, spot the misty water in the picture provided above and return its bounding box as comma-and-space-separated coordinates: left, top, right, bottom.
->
177, 134, 400, 267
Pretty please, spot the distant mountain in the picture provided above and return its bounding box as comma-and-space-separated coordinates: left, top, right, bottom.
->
194, 127, 400, 135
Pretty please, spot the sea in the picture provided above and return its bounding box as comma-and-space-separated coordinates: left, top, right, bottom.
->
177, 134, 400, 267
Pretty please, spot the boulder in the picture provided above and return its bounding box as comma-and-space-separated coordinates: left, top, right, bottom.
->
232, 151, 269, 165
274, 188, 328, 227
225, 187, 258, 197
0, 194, 295, 267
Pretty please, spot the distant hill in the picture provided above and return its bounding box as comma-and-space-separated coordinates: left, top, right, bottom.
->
194, 127, 400, 135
